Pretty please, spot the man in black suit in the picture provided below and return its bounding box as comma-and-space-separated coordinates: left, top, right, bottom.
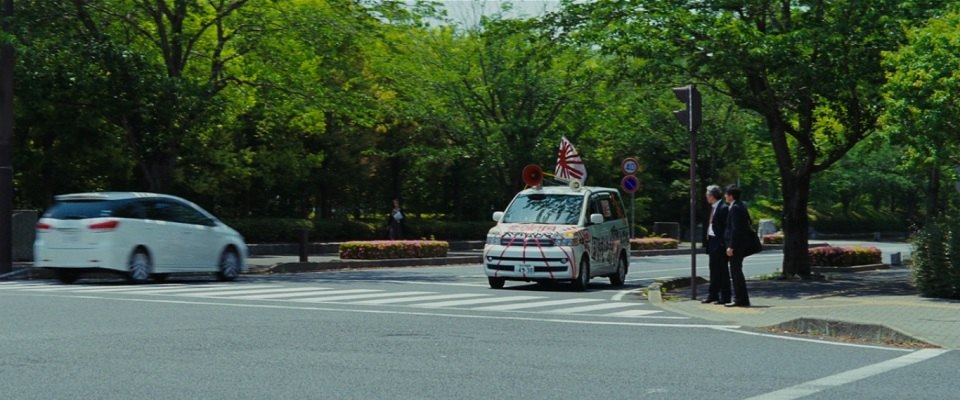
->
701, 185, 730, 304
723, 185, 751, 307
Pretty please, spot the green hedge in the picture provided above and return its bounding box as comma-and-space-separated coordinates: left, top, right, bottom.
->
339, 240, 449, 260
226, 218, 494, 243
631, 238, 679, 250
808, 246, 882, 267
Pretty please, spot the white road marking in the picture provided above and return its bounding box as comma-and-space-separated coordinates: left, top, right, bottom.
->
602, 309, 662, 317
413, 295, 544, 308
351, 293, 489, 305
291, 291, 433, 302
132, 285, 283, 295
549, 302, 637, 314
610, 288, 642, 301
226, 289, 340, 300
744, 349, 951, 400
44, 293, 743, 329
471, 298, 599, 311
181, 287, 334, 297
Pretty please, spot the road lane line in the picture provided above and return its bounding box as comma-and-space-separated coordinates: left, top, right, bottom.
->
413, 295, 544, 308
132, 285, 285, 295
18, 284, 192, 292
180, 287, 334, 297
228, 289, 344, 300
744, 348, 951, 400
471, 298, 599, 311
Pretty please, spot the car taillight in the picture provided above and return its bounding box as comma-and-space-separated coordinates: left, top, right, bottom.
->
88, 220, 119, 231
36, 222, 52, 230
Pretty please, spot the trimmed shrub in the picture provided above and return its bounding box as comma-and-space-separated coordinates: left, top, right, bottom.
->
339, 240, 449, 260
808, 246, 882, 267
762, 233, 784, 244
404, 220, 495, 241
913, 221, 956, 299
313, 220, 379, 241
224, 218, 313, 243
631, 237, 679, 250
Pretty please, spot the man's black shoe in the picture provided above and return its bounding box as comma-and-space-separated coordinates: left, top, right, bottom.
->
700, 298, 719, 304
724, 302, 750, 308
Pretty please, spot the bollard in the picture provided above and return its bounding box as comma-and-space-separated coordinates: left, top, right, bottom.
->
890, 252, 901, 266
299, 229, 309, 263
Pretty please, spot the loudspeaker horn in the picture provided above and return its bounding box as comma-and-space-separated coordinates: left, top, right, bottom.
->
522, 165, 544, 188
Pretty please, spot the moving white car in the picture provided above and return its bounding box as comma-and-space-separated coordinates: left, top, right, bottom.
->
34, 192, 248, 284
484, 184, 631, 290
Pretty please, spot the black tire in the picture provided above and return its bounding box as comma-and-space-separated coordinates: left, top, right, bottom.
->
152, 273, 170, 283
126, 249, 152, 284
217, 249, 241, 282
54, 269, 81, 284
488, 277, 506, 289
571, 258, 590, 291
609, 253, 627, 287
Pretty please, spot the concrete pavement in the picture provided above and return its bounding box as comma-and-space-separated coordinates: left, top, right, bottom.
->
654, 265, 960, 349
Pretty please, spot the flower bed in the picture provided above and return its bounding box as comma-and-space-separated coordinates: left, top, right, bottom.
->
339, 240, 449, 260
762, 233, 784, 244
808, 246, 882, 267
631, 237, 680, 250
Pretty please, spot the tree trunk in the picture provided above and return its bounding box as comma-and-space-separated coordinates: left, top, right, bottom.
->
781, 173, 812, 277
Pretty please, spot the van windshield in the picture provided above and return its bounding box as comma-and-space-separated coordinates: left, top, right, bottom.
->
502, 193, 583, 225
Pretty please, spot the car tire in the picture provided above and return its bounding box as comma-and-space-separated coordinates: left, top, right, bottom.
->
571, 258, 590, 291
127, 250, 152, 284
54, 269, 81, 284
217, 249, 241, 282
609, 253, 627, 287
488, 277, 506, 289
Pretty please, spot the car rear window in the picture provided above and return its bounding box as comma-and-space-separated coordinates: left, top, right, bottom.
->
43, 200, 145, 219
502, 194, 584, 225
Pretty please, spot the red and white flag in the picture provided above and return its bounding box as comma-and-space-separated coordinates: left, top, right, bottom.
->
555, 136, 587, 184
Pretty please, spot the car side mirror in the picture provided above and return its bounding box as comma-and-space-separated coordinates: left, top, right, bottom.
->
589, 213, 604, 225
492, 211, 504, 222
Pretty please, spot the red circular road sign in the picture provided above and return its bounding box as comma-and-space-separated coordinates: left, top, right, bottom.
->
621, 175, 640, 193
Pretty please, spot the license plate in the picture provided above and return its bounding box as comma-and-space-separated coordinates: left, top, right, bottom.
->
517, 264, 534, 274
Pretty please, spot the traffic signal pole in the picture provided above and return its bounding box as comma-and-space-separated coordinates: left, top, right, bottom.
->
672, 85, 702, 300
0, 0, 14, 274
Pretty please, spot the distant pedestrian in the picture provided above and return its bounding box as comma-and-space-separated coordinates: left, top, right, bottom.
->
387, 199, 404, 240
702, 185, 731, 304
723, 185, 752, 307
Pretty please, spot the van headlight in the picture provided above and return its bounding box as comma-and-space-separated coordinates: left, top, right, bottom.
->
486, 235, 501, 245
555, 237, 580, 246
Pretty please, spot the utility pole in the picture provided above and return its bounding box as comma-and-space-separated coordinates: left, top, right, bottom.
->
672, 84, 702, 300
0, 0, 15, 274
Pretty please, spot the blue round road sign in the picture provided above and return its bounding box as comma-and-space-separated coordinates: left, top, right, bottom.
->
621, 158, 639, 175
621, 175, 640, 193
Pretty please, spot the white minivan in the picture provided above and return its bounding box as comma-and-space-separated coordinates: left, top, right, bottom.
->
34, 192, 248, 284
484, 184, 631, 290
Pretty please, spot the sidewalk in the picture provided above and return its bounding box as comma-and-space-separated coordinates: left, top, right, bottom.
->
653, 266, 960, 349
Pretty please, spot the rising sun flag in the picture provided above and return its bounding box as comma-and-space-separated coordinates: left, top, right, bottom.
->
554, 136, 587, 184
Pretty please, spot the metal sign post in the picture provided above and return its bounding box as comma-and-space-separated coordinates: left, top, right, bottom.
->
672, 85, 702, 300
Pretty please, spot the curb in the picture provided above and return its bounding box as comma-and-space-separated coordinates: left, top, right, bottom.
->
812, 263, 889, 273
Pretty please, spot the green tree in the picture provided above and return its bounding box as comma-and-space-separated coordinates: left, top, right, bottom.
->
558, 0, 951, 276
882, 8, 960, 220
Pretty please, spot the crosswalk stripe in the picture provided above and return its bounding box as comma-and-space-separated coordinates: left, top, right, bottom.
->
471, 298, 600, 311
603, 309, 662, 317
0, 283, 48, 290
181, 287, 333, 298
131, 285, 284, 295
293, 291, 430, 303
220, 289, 340, 300
413, 295, 544, 308
42, 285, 198, 293
350, 293, 489, 305
548, 302, 638, 314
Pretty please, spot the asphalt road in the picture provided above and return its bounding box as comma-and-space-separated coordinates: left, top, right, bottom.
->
4, 240, 956, 399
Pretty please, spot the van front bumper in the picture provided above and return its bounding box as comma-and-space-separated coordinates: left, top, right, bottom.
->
483, 245, 579, 280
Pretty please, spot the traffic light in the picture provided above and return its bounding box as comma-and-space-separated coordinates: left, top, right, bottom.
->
672, 85, 702, 132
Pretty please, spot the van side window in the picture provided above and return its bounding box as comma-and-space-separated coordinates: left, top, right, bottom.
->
111, 200, 146, 219
609, 194, 626, 219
